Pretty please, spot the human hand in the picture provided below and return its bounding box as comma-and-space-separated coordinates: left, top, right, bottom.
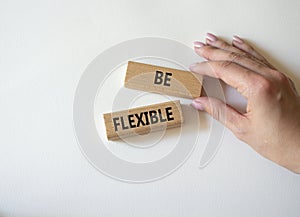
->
190, 33, 300, 173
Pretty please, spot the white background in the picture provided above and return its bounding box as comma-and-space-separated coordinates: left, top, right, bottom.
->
1, 0, 300, 216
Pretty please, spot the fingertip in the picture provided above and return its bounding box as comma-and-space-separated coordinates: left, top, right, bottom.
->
191, 99, 205, 111
194, 41, 205, 48
233, 35, 244, 44
206, 33, 218, 42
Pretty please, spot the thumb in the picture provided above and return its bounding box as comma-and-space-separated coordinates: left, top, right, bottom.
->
191, 97, 247, 135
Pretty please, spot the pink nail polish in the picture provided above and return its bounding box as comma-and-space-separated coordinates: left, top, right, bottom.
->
191, 100, 205, 110
194, 97, 204, 103
206, 38, 212, 44
233, 35, 243, 44
194, 41, 205, 48
206, 33, 218, 42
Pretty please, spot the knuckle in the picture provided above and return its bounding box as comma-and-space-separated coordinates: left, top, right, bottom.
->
218, 41, 231, 50
254, 62, 266, 71
211, 107, 221, 121
219, 60, 235, 69
232, 119, 252, 142
227, 115, 248, 140
228, 51, 243, 61
201, 47, 213, 59
247, 54, 266, 65
209, 101, 223, 121
255, 76, 275, 95
275, 71, 288, 83
252, 60, 268, 72
233, 126, 248, 141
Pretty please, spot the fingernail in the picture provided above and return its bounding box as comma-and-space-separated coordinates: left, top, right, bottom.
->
206, 33, 218, 42
191, 99, 205, 110
189, 63, 198, 71
206, 38, 212, 44
194, 41, 205, 48
233, 35, 243, 44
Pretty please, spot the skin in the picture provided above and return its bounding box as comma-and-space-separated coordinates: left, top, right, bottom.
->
190, 33, 300, 174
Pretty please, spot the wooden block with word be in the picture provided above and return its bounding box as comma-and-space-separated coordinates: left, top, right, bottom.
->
103, 100, 183, 141
125, 61, 203, 98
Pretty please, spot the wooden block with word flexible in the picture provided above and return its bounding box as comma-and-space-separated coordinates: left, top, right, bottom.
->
125, 61, 203, 98
103, 100, 183, 141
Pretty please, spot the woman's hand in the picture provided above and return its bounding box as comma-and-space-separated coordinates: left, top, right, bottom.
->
190, 33, 300, 173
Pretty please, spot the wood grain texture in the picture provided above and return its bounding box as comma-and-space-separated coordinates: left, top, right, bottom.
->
103, 100, 183, 141
125, 61, 203, 98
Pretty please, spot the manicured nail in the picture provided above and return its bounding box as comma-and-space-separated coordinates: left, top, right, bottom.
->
194, 41, 205, 48
206, 33, 218, 42
191, 100, 205, 111
206, 38, 212, 44
233, 35, 243, 44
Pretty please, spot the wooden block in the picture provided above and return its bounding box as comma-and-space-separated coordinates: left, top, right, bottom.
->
103, 100, 183, 141
125, 61, 203, 98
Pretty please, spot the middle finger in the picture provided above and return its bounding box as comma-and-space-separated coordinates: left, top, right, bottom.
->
194, 45, 273, 77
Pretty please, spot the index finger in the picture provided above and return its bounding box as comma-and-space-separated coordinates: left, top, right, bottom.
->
189, 61, 261, 98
